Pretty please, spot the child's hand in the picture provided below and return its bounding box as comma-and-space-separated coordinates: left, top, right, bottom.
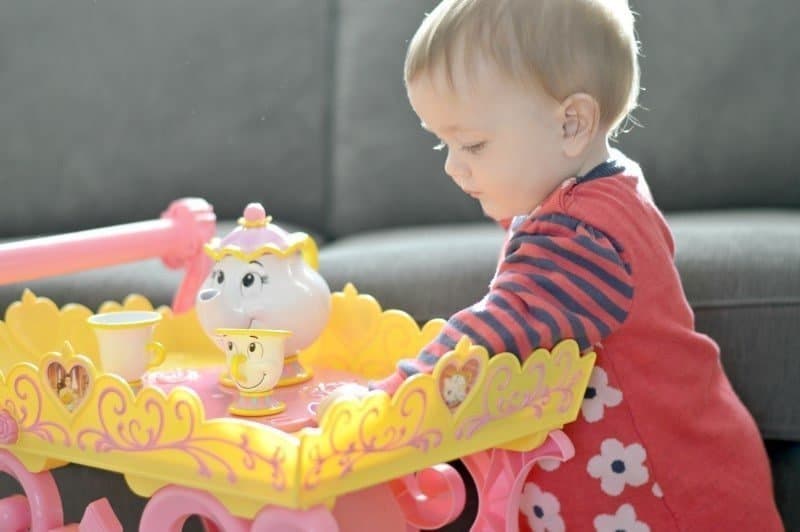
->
315, 383, 370, 420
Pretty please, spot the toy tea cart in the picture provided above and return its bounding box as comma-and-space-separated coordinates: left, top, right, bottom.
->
0, 198, 595, 531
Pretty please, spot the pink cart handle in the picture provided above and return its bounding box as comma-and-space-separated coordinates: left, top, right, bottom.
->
0, 198, 216, 314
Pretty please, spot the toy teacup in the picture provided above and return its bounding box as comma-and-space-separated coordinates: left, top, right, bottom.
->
216, 328, 291, 417
87, 310, 166, 385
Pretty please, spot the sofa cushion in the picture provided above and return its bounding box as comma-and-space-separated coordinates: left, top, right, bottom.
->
669, 210, 800, 440
621, 0, 800, 211
0, 0, 333, 238
319, 210, 800, 440
329, 0, 483, 237
621, 0, 800, 210
330, 0, 800, 236
0, 221, 324, 313
320, 222, 504, 320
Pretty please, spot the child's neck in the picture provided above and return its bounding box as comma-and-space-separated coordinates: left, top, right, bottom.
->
574, 137, 612, 177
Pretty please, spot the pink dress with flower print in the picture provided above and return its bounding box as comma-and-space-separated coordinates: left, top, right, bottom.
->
510, 166, 782, 530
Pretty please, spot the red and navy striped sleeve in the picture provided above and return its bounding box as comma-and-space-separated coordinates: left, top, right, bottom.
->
370, 212, 634, 394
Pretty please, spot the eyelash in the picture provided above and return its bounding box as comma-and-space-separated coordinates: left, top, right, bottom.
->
432, 141, 487, 154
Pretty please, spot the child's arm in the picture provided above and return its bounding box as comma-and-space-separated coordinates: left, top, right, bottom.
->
371, 213, 634, 394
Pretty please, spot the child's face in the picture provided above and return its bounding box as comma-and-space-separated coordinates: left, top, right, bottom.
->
407, 58, 570, 221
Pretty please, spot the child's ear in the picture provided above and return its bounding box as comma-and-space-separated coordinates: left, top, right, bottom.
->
559, 93, 601, 157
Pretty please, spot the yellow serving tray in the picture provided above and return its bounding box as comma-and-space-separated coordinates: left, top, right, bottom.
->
0, 284, 594, 519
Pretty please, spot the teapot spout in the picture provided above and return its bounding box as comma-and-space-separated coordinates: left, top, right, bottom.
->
198, 288, 219, 302
196, 288, 250, 337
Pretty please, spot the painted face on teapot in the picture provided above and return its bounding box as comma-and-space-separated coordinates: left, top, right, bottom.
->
196, 203, 331, 356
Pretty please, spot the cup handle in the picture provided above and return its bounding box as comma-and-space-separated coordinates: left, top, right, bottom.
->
147, 341, 167, 368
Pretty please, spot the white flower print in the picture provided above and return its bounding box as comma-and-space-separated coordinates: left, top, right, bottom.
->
594, 503, 650, 532
519, 483, 565, 532
652, 482, 663, 498
581, 366, 622, 423
587, 439, 649, 496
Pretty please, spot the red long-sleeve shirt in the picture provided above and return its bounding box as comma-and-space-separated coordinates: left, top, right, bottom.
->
372, 160, 634, 394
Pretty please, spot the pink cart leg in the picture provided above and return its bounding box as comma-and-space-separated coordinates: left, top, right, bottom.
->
252, 505, 339, 531
462, 450, 507, 532
0, 450, 63, 532
501, 430, 574, 531
138, 485, 249, 532
463, 430, 575, 532
333, 483, 408, 532
46, 498, 122, 532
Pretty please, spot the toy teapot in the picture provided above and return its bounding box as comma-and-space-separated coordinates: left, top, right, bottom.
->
195, 203, 331, 386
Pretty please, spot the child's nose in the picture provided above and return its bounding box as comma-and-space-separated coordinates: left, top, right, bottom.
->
444, 150, 470, 184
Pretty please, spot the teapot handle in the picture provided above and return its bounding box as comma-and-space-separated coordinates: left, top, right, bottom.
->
297, 233, 320, 270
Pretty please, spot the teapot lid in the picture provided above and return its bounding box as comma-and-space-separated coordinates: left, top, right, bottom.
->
203, 203, 319, 269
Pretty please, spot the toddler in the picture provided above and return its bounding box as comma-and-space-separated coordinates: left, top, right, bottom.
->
326, 0, 783, 529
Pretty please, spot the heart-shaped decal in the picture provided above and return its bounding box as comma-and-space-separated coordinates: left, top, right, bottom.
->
438, 357, 482, 411
45, 360, 91, 414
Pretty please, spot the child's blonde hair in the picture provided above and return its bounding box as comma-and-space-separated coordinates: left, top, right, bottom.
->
405, 0, 640, 133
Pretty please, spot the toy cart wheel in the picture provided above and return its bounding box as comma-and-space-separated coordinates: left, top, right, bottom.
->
139, 485, 250, 532
0, 450, 64, 532
389, 462, 466, 530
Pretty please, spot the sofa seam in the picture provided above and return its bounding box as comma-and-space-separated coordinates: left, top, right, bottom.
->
691, 299, 800, 311
761, 427, 800, 442
413, 298, 800, 324
319, 0, 340, 242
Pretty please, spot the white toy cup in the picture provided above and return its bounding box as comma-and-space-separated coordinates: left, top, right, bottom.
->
87, 311, 166, 384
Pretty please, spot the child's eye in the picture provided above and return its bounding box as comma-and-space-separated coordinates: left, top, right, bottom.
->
433, 141, 447, 151
462, 141, 486, 154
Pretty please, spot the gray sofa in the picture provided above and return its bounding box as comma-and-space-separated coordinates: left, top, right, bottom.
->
1, 0, 798, 530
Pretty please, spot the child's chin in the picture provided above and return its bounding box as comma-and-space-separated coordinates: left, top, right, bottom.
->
479, 203, 499, 220
482, 206, 507, 223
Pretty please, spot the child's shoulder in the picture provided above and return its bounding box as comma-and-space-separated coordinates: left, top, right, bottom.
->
507, 152, 663, 242
560, 156, 676, 259
566, 171, 646, 213
507, 154, 670, 256
554, 155, 657, 231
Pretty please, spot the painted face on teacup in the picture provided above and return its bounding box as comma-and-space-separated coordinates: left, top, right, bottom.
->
87, 311, 166, 383
216, 328, 290, 393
